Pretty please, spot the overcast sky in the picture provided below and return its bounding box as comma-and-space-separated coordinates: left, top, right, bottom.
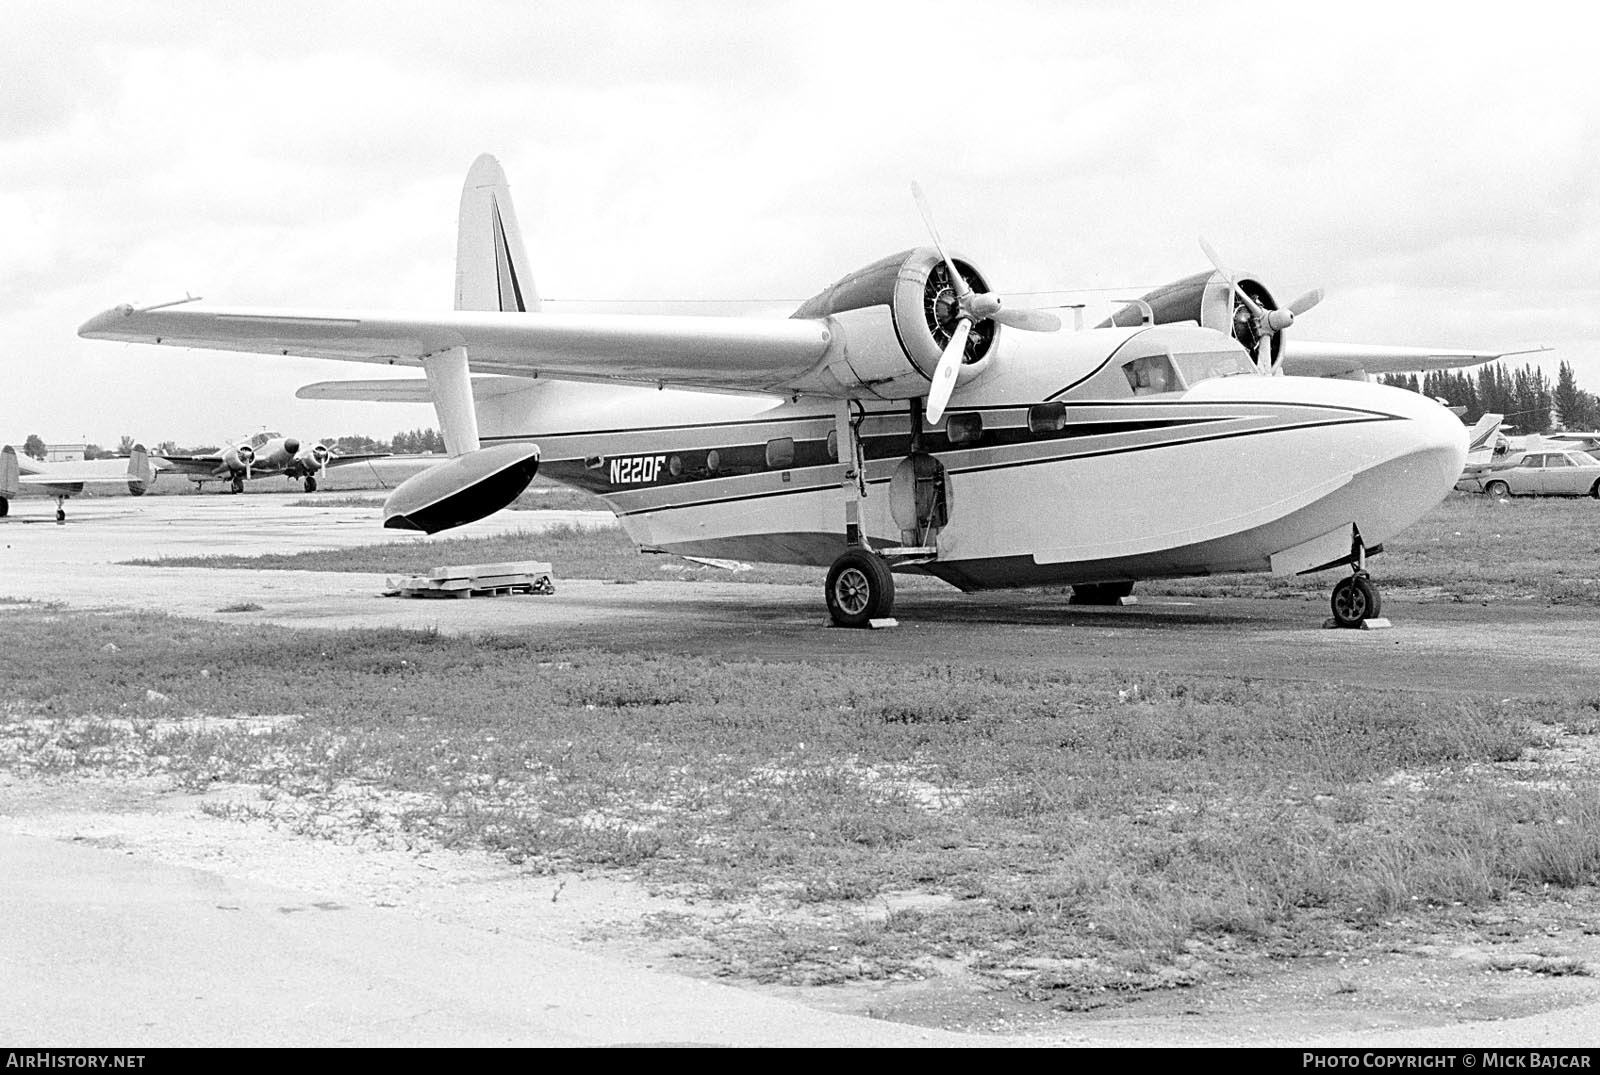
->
4, 0, 1596, 447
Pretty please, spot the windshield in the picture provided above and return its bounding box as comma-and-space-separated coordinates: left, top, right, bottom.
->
1171, 349, 1254, 384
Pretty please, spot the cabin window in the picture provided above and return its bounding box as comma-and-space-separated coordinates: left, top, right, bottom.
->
706, 449, 720, 475
826, 429, 838, 461
765, 437, 795, 469
1123, 354, 1180, 395
945, 412, 983, 446
668, 455, 683, 477
1028, 402, 1067, 434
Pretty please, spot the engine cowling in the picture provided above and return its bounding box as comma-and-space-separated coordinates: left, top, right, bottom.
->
383, 442, 540, 534
1100, 270, 1282, 369
787, 248, 1002, 401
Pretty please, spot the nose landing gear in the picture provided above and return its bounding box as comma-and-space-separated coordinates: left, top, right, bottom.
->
1327, 527, 1388, 629
1329, 572, 1381, 628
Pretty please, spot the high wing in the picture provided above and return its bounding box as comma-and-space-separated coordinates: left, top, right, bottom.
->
78, 305, 833, 396
1280, 341, 1551, 379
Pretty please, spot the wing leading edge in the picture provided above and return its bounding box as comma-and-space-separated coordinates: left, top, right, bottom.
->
78, 305, 834, 395
1281, 341, 1551, 379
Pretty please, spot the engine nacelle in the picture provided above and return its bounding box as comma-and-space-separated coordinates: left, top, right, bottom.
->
383, 442, 541, 534
787, 248, 1001, 401
1100, 269, 1283, 368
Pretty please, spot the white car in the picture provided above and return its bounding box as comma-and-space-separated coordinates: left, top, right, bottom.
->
1460, 450, 1600, 498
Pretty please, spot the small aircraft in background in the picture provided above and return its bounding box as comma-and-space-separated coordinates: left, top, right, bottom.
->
156, 431, 388, 493
1, 444, 153, 521
82, 154, 1485, 629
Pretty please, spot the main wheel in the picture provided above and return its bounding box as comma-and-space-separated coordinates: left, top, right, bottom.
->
305, 475, 318, 492
1330, 574, 1381, 628
825, 549, 895, 628
1484, 480, 1510, 498
0, 497, 8, 518
231, 475, 245, 494
55, 507, 66, 523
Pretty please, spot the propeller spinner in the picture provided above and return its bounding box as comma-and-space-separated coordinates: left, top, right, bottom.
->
911, 183, 1061, 423
1198, 237, 1323, 371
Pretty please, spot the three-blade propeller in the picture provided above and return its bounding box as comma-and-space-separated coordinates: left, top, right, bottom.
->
1198, 237, 1323, 371
911, 183, 1061, 423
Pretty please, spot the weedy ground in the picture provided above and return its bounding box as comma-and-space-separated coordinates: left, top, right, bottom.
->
6, 492, 1600, 1014
4, 597, 1598, 1007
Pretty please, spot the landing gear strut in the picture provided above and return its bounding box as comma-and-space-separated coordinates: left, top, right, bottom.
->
826, 400, 898, 628
1328, 528, 1383, 629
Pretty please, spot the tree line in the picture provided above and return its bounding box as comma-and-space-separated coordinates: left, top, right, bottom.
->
1379, 360, 1598, 433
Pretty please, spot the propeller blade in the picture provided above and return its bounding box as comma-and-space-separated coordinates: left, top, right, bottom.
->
1285, 287, 1323, 317
1198, 236, 1267, 321
911, 181, 971, 301
990, 305, 1062, 332
924, 317, 971, 426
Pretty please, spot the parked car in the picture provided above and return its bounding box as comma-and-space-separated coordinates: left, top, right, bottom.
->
1458, 450, 1600, 498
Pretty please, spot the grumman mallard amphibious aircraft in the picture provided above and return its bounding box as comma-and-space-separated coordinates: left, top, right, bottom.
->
1, 444, 153, 521
81, 155, 1477, 628
155, 431, 388, 493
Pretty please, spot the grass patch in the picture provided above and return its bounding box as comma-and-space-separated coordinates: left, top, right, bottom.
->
4, 605, 1598, 1003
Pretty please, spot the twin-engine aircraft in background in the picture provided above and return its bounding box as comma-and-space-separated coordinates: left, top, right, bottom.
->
1, 444, 153, 521
85, 154, 1498, 627
156, 431, 388, 493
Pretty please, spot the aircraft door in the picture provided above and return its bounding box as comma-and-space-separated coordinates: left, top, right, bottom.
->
889, 452, 950, 546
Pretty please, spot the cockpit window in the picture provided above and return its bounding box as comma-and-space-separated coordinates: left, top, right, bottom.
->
1123, 354, 1180, 395
1172, 349, 1254, 384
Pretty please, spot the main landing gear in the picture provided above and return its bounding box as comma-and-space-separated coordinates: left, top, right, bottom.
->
1327, 528, 1384, 629
304, 475, 318, 492
231, 475, 245, 494
825, 400, 903, 629
54, 495, 67, 523
825, 548, 896, 629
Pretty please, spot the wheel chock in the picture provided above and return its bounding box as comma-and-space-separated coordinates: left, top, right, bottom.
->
1322, 617, 1392, 630
867, 617, 898, 629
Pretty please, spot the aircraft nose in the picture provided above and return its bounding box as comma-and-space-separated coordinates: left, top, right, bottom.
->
285, 438, 301, 456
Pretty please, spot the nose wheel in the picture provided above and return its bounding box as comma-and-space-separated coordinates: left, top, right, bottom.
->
1329, 572, 1382, 629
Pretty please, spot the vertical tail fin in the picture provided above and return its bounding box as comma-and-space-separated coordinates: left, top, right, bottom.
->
1, 446, 19, 500
456, 153, 540, 313
1466, 413, 1504, 453
127, 444, 153, 490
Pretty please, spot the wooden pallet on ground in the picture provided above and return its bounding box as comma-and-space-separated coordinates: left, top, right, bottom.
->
383, 560, 555, 599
